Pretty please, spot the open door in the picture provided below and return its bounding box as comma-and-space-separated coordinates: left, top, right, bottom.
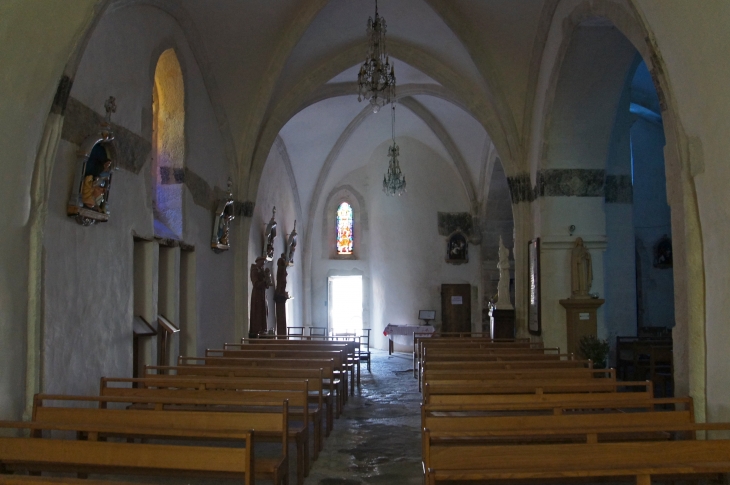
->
441, 284, 471, 333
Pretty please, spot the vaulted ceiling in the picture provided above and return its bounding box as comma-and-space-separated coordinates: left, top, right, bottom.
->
161, 0, 553, 207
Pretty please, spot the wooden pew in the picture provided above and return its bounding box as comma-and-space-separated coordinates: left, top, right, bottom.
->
179, 356, 345, 417
422, 422, 730, 485
414, 337, 535, 376
0, 478, 140, 485
226, 341, 361, 389
422, 407, 696, 445
0, 412, 257, 484
418, 354, 579, 390
204, 348, 352, 399
422, 367, 613, 385
98, 377, 311, 483
420, 346, 562, 374
100, 375, 323, 460
423, 381, 654, 406
146, 364, 334, 436
31, 394, 286, 484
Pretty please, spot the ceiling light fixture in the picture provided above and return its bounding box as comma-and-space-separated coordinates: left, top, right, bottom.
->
383, 104, 406, 196
358, 0, 396, 114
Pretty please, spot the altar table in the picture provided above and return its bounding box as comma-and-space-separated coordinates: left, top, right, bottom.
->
383, 324, 435, 354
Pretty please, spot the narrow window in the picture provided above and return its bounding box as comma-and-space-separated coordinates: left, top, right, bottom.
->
336, 202, 354, 255
152, 49, 185, 239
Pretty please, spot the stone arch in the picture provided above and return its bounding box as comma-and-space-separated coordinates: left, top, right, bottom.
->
531, 0, 706, 421
245, 39, 518, 204
297, 86, 484, 326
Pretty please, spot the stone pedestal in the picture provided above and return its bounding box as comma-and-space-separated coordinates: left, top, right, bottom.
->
489, 307, 516, 339
559, 298, 605, 356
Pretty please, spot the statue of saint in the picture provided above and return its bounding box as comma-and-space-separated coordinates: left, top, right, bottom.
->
249, 256, 272, 337
264, 207, 277, 261
285, 221, 297, 266
274, 253, 290, 335
571, 237, 592, 298
211, 181, 235, 252
496, 236, 513, 309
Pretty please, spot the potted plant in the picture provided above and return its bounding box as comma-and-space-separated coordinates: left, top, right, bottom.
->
579, 334, 610, 369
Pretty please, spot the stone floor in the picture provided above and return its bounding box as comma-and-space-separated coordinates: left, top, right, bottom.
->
305, 349, 423, 485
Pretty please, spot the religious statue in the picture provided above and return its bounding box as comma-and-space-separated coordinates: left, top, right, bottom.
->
446, 231, 468, 264
274, 253, 290, 335
249, 256, 272, 337
571, 237, 593, 298
285, 220, 298, 266
211, 179, 235, 253
67, 96, 117, 226
263, 207, 277, 261
496, 236, 513, 309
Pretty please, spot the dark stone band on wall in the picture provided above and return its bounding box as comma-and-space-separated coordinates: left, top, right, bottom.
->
239, 201, 255, 217
62, 97, 151, 174
438, 212, 473, 237
160, 166, 185, 184
605, 174, 633, 203
537, 169, 605, 197
506, 173, 535, 203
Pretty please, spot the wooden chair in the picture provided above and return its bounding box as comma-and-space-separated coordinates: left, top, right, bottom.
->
309, 326, 328, 338
358, 329, 371, 372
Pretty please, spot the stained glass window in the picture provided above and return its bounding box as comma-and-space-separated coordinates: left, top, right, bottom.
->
336, 202, 354, 255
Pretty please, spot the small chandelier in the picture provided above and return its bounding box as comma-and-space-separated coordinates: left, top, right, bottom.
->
383, 104, 406, 196
358, 0, 396, 114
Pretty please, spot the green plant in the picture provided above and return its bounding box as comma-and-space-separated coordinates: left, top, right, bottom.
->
579, 334, 610, 368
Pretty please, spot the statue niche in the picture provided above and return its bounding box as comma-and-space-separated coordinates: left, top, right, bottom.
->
445, 230, 468, 265
67, 97, 117, 226
211, 179, 235, 253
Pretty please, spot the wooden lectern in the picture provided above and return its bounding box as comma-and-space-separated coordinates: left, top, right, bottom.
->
559, 298, 605, 356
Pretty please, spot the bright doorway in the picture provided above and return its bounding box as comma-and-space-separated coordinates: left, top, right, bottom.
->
328, 275, 363, 334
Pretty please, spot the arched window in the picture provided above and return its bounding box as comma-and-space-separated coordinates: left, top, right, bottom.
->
336, 202, 354, 255
152, 48, 185, 239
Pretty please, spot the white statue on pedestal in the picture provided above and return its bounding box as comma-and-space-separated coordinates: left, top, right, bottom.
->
496, 236, 513, 310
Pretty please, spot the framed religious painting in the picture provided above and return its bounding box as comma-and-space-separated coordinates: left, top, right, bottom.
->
528, 238, 541, 336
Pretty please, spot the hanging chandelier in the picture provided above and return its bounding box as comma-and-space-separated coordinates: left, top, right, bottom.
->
383, 104, 406, 196
358, 0, 396, 114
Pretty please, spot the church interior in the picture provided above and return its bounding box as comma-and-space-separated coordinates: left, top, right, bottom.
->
1, 0, 730, 483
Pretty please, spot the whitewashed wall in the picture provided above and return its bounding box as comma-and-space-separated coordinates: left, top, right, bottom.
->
248, 145, 302, 334
310, 137, 480, 351
42, 5, 234, 396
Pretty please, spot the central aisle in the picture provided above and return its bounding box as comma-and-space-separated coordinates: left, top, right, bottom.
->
305, 350, 423, 485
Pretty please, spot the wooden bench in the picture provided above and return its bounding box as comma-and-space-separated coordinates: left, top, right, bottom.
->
422, 407, 696, 446
422, 367, 613, 386
422, 422, 730, 485
97, 378, 311, 483
0, 477, 141, 485
418, 354, 579, 390
226, 341, 361, 388
30, 393, 286, 484
423, 381, 654, 406
414, 337, 535, 376
179, 356, 345, 417
0, 409, 258, 484
203, 348, 352, 400
146, 364, 333, 436
105, 374, 322, 454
